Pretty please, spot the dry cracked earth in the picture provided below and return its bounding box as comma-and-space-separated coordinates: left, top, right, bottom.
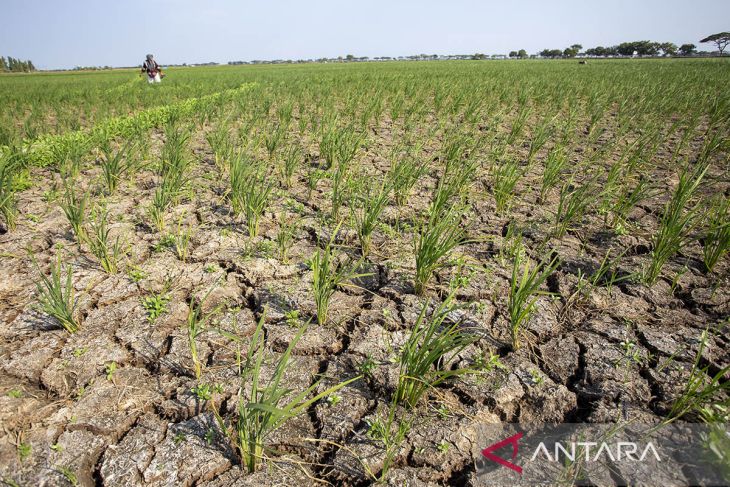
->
0, 120, 728, 486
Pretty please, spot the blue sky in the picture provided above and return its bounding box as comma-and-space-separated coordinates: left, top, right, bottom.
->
2, 0, 726, 69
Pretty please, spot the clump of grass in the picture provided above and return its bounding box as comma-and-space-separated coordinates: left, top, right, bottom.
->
394, 295, 480, 408
60, 183, 88, 243
508, 249, 560, 350
213, 312, 359, 473
413, 205, 467, 296
645, 162, 708, 284
702, 196, 729, 273
312, 228, 368, 325
351, 177, 391, 257
34, 255, 79, 333
86, 205, 124, 273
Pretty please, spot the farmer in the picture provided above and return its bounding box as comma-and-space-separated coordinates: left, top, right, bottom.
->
141, 54, 163, 83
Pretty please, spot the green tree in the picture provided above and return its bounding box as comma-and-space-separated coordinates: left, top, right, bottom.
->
660, 42, 678, 56
0, 57, 7, 71
679, 43, 697, 56
518, 49, 528, 58
509, 51, 518, 58
700, 32, 730, 55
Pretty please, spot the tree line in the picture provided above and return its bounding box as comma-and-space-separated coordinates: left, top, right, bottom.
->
536, 32, 729, 58
1, 56, 36, 72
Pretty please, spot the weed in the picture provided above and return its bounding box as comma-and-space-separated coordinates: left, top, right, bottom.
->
142, 285, 171, 323
105, 361, 117, 381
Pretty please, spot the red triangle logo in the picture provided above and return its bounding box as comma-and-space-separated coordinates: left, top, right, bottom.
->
481, 431, 523, 474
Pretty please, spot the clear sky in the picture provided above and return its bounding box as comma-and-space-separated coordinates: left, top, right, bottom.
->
2, 0, 726, 69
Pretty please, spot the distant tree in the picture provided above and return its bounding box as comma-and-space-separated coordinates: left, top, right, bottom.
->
679, 43, 697, 56
616, 41, 658, 57
540, 49, 563, 58
345, 54, 355, 61
472, 53, 486, 60
700, 32, 730, 55
0, 56, 6, 71
563, 44, 581, 57
509, 51, 518, 58
518, 49, 528, 58
659, 42, 678, 56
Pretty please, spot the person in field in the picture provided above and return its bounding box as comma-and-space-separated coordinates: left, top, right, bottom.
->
141, 54, 163, 83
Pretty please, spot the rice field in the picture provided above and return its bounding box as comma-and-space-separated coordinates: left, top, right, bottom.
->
1, 58, 728, 485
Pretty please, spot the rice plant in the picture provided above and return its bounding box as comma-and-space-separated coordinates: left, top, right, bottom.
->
645, 161, 709, 284
205, 120, 233, 171
172, 215, 193, 262
186, 291, 218, 379
278, 145, 301, 188
60, 183, 88, 243
311, 228, 368, 325
34, 255, 79, 333
491, 158, 522, 214
0, 156, 18, 231
330, 162, 351, 221
508, 249, 560, 350
394, 295, 480, 408
351, 177, 390, 256
387, 148, 427, 207
540, 144, 568, 201
413, 204, 467, 296
702, 196, 729, 273
527, 115, 554, 165
99, 140, 135, 193
263, 123, 285, 159
230, 155, 274, 237
607, 175, 654, 231
275, 214, 300, 263
664, 329, 730, 424
86, 205, 124, 273
213, 312, 359, 472
553, 179, 597, 238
